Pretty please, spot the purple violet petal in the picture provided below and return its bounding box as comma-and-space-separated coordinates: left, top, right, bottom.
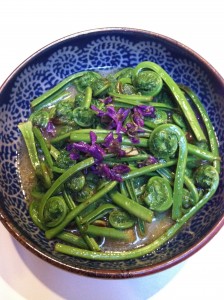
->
66, 143, 73, 152
72, 142, 90, 153
102, 132, 114, 148
102, 132, 125, 157
46, 121, 56, 136
115, 108, 131, 133
91, 105, 106, 117
90, 131, 97, 145
130, 136, 140, 144
89, 144, 105, 162
92, 163, 129, 182
106, 105, 117, 118
112, 164, 130, 174
136, 105, 156, 118
118, 107, 131, 120
116, 133, 123, 143
100, 96, 113, 104
41, 121, 56, 137
91, 103, 130, 133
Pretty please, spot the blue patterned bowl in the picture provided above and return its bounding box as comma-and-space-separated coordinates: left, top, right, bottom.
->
0, 28, 223, 278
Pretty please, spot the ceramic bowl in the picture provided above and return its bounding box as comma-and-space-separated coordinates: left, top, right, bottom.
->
0, 28, 223, 278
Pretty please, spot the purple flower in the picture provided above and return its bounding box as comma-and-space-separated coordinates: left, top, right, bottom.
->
70, 141, 89, 153
132, 105, 155, 127
66, 143, 80, 160
111, 107, 130, 133
91, 104, 130, 133
92, 163, 130, 182
102, 132, 126, 157
67, 131, 105, 162
136, 105, 156, 117
137, 155, 158, 168
112, 164, 130, 175
100, 96, 113, 105
41, 121, 56, 137
91, 105, 106, 117
88, 131, 105, 161
89, 144, 105, 162
90, 131, 97, 144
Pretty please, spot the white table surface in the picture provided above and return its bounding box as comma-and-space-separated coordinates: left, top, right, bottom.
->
0, 1, 223, 299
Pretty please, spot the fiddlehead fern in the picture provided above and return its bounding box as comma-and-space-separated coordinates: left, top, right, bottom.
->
143, 176, 173, 212
43, 196, 68, 228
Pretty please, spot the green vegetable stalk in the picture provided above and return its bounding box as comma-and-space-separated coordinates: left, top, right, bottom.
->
18, 121, 40, 171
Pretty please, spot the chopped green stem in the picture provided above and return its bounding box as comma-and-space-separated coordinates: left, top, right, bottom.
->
50, 132, 70, 144
18, 121, 40, 171
188, 144, 220, 161
109, 190, 154, 223
33, 127, 53, 167
94, 82, 110, 97
31, 190, 44, 200
125, 179, 145, 235
50, 145, 61, 160
122, 159, 178, 180
83, 86, 93, 109
51, 166, 65, 174
70, 128, 149, 138
56, 231, 89, 249
114, 100, 175, 111
70, 129, 114, 135
70, 132, 148, 147
119, 181, 129, 196
104, 154, 148, 163
110, 92, 153, 102
84, 225, 131, 241
134, 62, 206, 142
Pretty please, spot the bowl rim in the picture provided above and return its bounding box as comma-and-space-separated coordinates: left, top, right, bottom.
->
0, 27, 224, 279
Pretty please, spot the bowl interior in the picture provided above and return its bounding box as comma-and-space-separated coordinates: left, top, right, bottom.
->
0, 28, 223, 278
